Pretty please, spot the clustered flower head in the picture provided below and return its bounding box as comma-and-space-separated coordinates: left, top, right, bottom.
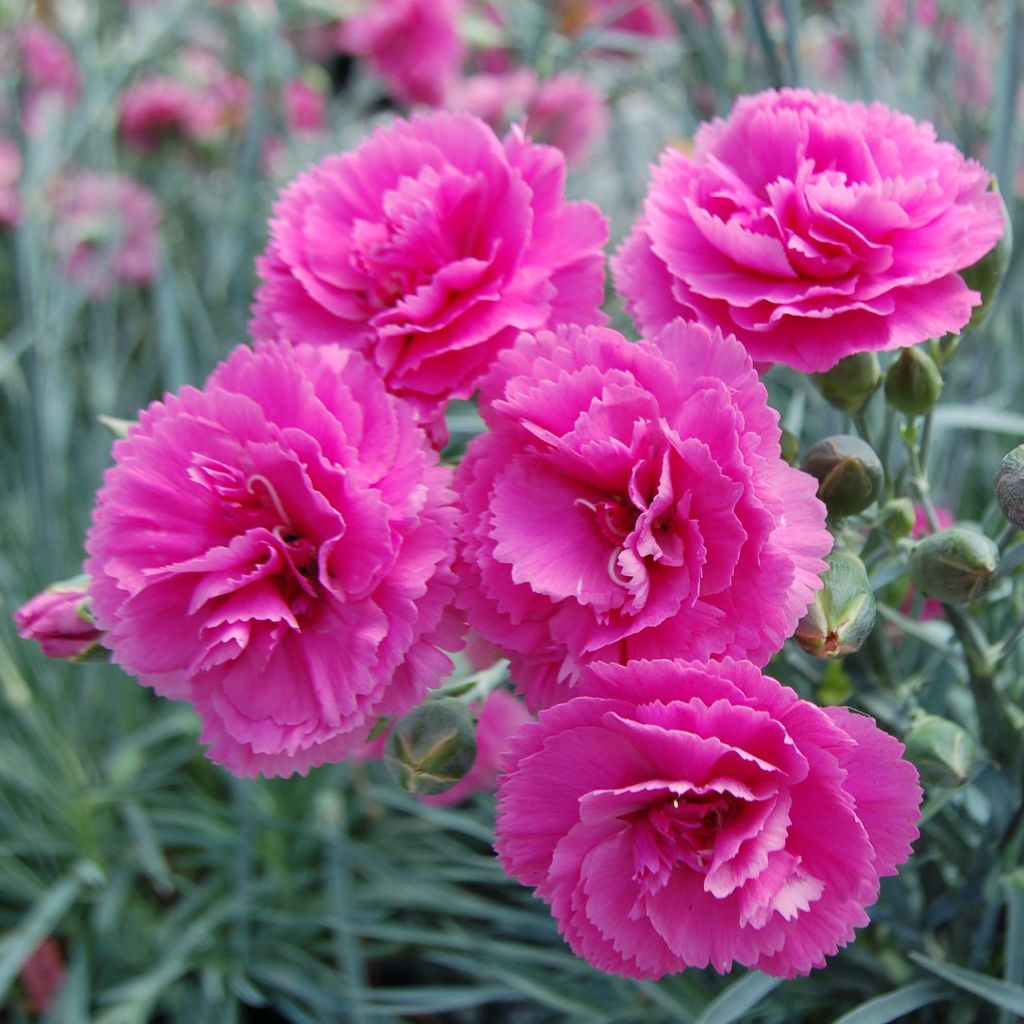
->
251, 111, 608, 440
21, 81, 988, 982
614, 87, 1007, 372
455, 319, 832, 708
496, 658, 922, 978
85, 341, 461, 777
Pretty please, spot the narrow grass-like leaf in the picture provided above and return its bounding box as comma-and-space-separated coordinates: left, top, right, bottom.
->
999, 870, 1024, 1024
910, 953, 1024, 1016
692, 971, 784, 1024
831, 980, 949, 1024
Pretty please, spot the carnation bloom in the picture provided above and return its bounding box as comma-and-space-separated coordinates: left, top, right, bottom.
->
282, 78, 326, 135
421, 688, 532, 805
86, 342, 461, 777
614, 88, 1007, 372
447, 71, 608, 166
553, 0, 676, 39
496, 658, 922, 978
340, 0, 465, 107
49, 173, 162, 297
251, 111, 608, 439
117, 78, 202, 152
455, 320, 831, 709
7, 23, 80, 134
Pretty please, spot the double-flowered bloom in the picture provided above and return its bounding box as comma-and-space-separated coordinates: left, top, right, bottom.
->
86, 342, 461, 777
455, 320, 832, 708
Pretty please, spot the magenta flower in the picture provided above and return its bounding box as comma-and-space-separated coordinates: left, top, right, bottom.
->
282, 78, 326, 136
613, 88, 1007, 373
7, 23, 80, 134
85, 342, 462, 777
496, 658, 922, 978
340, 0, 465, 107
455, 320, 831, 709
14, 582, 103, 660
421, 688, 532, 806
49, 173, 162, 297
554, 0, 676, 39
117, 78, 202, 153
251, 111, 608, 439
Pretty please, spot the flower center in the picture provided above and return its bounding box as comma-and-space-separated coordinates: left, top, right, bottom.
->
648, 791, 738, 874
575, 496, 634, 544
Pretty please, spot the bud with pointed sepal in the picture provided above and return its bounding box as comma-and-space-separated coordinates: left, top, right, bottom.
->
800, 435, 884, 518
884, 346, 943, 416
385, 698, 477, 796
994, 445, 1024, 530
908, 526, 999, 605
795, 551, 876, 659
960, 177, 1013, 330
905, 714, 977, 788
812, 352, 881, 413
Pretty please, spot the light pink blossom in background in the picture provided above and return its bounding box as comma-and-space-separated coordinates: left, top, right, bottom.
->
282, 78, 327, 135
14, 584, 103, 660
86, 342, 462, 777
0, 138, 22, 227
340, 0, 466, 107
448, 71, 609, 165
251, 111, 608, 442
421, 688, 532, 805
50, 172, 162, 296
614, 88, 1007, 373
496, 658, 922, 977
455, 320, 831, 709
118, 77, 202, 152
553, 0, 676, 39
6, 22, 81, 134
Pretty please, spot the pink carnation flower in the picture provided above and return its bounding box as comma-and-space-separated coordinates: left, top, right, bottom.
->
554, 0, 676, 39
251, 111, 608, 439
49, 172, 162, 297
8, 23, 80, 134
448, 71, 608, 166
455, 320, 832, 709
496, 658, 922, 978
85, 342, 462, 777
421, 688, 532, 805
282, 78, 326, 135
118, 78, 202, 153
340, 0, 465, 107
613, 88, 1007, 373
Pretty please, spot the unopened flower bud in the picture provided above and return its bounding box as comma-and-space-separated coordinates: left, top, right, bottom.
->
385, 698, 477, 796
14, 575, 103, 660
812, 352, 881, 413
884, 347, 942, 416
994, 446, 1024, 529
800, 435, 884, 518
879, 498, 916, 540
908, 526, 999, 605
780, 427, 799, 466
905, 714, 976, 788
795, 551, 876, 659
960, 178, 1012, 330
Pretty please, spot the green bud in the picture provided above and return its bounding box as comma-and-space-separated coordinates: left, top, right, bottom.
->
994, 445, 1024, 529
780, 427, 800, 467
794, 551, 876, 659
879, 498, 916, 540
812, 352, 882, 413
884, 347, 943, 416
960, 178, 1013, 330
385, 698, 477, 795
908, 526, 999, 605
800, 435, 884, 518
905, 714, 977, 788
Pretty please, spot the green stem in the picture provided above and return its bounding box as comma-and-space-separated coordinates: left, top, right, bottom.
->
997, 522, 1018, 554
943, 604, 1010, 760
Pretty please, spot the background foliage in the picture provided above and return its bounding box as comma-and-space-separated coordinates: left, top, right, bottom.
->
1, 0, 1023, 1020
